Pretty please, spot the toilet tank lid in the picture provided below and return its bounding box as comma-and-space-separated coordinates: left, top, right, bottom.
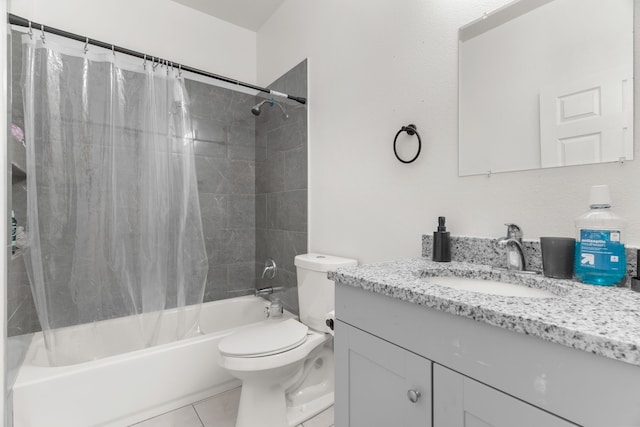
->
294, 253, 358, 272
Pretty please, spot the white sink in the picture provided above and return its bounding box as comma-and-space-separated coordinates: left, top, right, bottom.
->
426, 276, 558, 299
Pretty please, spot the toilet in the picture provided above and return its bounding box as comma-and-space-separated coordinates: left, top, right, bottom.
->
218, 253, 357, 427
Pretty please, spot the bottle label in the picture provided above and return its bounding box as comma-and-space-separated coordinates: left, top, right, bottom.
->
577, 229, 625, 271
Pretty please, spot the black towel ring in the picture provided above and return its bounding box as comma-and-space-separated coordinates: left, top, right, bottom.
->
393, 124, 421, 164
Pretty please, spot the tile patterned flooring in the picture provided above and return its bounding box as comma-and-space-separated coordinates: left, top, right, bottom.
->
129, 387, 334, 427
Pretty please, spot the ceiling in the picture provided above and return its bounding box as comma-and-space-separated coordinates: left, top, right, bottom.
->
172, 0, 285, 31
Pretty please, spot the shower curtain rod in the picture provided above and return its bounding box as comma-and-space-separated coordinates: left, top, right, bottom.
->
8, 13, 307, 105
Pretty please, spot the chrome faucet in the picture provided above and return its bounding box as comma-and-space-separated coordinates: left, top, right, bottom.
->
497, 223, 526, 271
255, 286, 285, 318
255, 286, 283, 297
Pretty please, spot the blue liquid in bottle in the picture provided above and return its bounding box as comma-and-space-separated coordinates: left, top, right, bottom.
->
574, 239, 626, 286
574, 185, 627, 286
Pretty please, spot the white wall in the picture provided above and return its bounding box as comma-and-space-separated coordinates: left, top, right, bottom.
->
8, 0, 257, 84
257, 0, 640, 264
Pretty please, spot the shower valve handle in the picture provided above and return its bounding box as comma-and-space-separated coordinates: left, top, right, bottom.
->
262, 258, 277, 280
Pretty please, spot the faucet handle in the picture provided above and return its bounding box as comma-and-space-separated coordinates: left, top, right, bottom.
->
261, 258, 277, 280
504, 223, 523, 240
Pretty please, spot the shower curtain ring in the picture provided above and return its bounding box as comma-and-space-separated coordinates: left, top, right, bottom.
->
143, 54, 147, 70
40, 24, 46, 44
84, 37, 89, 54
111, 45, 115, 56
178, 64, 182, 77
27, 21, 33, 39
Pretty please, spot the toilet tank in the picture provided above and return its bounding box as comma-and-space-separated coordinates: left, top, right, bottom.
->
295, 253, 357, 333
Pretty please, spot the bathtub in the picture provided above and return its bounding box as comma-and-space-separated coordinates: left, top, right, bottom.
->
11, 296, 291, 427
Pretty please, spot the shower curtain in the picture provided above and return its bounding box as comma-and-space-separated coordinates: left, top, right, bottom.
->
21, 35, 209, 366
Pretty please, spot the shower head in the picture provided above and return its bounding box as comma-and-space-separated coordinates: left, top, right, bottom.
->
251, 99, 271, 116
251, 98, 289, 119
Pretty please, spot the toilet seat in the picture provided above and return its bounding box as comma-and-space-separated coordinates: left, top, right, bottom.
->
219, 319, 309, 358
219, 329, 329, 374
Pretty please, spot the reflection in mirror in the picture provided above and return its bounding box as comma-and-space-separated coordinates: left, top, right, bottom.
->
458, 0, 633, 176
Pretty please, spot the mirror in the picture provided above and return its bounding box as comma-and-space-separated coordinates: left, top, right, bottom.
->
458, 0, 634, 176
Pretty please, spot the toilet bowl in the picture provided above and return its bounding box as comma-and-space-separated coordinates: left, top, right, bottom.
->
217, 253, 357, 427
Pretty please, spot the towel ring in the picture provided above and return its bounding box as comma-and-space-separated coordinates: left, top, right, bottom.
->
393, 124, 421, 164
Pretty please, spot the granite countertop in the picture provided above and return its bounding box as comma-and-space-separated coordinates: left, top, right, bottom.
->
329, 258, 640, 366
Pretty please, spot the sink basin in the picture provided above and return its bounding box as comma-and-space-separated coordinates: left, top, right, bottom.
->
425, 276, 558, 299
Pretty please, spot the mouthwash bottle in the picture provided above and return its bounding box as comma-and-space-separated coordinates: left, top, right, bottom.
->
574, 185, 627, 286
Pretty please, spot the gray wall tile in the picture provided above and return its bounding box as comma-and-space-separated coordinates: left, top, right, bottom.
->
195, 156, 231, 194
229, 161, 255, 194
228, 145, 255, 161
206, 229, 254, 266
204, 264, 228, 302
254, 60, 308, 316
199, 194, 228, 235
284, 145, 308, 191
228, 262, 256, 293
228, 124, 255, 147
256, 151, 285, 194
229, 195, 255, 229
255, 194, 267, 230
192, 118, 228, 145
266, 190, 307, 233
266, 110, 307, 152
268, 60, 308, 101
194, 140, 227, 159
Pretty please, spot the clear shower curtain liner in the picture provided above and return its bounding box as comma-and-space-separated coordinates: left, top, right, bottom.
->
21, 35, 208, 366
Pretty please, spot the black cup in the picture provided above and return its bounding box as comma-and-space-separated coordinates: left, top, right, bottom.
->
540, 237, 576, 279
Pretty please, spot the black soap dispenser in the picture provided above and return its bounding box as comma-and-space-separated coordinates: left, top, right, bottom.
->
432, 216, 451, 262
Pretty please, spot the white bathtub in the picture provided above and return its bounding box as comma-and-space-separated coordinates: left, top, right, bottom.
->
11, 296, 290, 427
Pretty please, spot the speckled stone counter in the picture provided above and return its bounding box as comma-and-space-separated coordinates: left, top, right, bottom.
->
329, 258, 640, 366
422, 235, 639, 277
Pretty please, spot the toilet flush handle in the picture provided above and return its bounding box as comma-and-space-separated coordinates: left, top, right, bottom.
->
325, 318, 334, 331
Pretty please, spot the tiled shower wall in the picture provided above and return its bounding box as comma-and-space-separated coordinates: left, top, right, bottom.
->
255, 60, 308, 314
187, 80, 258, 304
7, 30, 308, 335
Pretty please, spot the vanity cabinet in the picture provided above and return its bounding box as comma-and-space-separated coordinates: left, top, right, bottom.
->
335, 321, 432, 427
336, 320, 575, 427
433, 365, 574, 427
335, 283, 640, 427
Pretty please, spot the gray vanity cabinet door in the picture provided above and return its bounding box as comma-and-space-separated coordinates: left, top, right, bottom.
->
335, 320, 432, 427
433, 364, 577, 427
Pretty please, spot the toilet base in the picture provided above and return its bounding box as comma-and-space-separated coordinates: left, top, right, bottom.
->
235, 379, 289, 427
234, 379, 334, 427
286, 343, 334, 425
287, 392, 334, 427
229, 339, 335, 427
235, 386, 334, 427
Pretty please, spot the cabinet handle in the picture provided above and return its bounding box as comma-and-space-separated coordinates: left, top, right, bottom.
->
407, 389, 421, 403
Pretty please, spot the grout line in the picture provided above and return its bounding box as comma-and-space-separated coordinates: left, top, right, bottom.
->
192, 404, 205, 427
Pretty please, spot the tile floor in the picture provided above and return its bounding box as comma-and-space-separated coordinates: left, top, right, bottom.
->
129, 387, 334, 427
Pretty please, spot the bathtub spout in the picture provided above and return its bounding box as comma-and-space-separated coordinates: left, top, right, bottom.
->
255, 286, 284, 297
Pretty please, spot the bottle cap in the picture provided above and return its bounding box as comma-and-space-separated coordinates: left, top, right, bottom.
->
589, 185, 611, 207
437, 216, 447, 232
